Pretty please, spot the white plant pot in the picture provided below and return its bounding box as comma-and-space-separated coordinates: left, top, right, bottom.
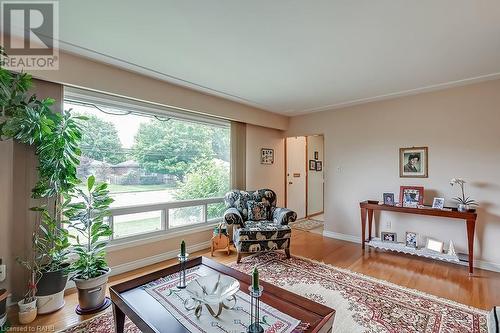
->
37, 290, 65, 314
18, 299, 37, 313
18, 299, 37, 324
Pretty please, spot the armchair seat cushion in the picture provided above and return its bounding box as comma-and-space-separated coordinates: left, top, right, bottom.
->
235, 221, 292, 239
233, 221, 291, 253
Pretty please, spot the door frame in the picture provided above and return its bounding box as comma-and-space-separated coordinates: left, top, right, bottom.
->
284, 134, 324, 218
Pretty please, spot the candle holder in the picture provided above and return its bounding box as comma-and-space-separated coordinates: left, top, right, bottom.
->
247, 285, 264, 333
177, 253, 189, 289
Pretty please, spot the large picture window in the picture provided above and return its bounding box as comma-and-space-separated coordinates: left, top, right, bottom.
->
64, 93, 230, 242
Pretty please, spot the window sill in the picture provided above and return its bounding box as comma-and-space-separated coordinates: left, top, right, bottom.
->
106, 221, 220, 252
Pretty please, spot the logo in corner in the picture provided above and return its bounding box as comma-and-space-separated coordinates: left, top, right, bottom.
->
1, 0, 59, 70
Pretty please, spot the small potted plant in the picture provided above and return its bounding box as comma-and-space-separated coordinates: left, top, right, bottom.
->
66, 176, 113, 313
16, 235, 42, 324
450, 178, 478, 212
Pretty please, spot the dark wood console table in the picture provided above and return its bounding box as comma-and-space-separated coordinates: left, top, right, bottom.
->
360, 200, 477, 274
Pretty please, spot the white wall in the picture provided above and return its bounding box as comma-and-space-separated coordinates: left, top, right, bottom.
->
287, 79, 500, 270
246, 124, 285, 206
307, 135, 324, 215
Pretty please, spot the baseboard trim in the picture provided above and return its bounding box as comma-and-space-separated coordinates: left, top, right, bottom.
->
322, 230, 500, 273
322, 230, 361, 244
64, 241, 212, 291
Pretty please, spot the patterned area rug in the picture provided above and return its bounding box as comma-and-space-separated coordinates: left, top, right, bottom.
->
230, 253, 488, 333
290, 219, 324, 232
60, 253, 488, 333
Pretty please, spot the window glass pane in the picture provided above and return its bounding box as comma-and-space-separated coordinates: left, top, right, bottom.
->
169, 206, 204, 228
207, 202, 225, 221
113, 211, 162, 239
64, 98, 230, 239
67, 218, 110, 245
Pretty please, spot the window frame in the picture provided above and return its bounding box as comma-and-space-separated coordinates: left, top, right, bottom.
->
64, 88, 230, 246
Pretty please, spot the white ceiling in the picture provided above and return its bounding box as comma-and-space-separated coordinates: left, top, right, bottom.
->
56, 0, 500, 115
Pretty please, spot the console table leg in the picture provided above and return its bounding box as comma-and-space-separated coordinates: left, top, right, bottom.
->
113, 303, 125, 333
368, 209, 374, 241
361, 207, 367, 249
466, 219, 475, 275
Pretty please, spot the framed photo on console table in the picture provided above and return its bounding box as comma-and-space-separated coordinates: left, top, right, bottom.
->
400, 186, 424, 207
399, 146, 428, 178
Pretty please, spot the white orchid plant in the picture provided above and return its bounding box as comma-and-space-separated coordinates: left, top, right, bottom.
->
449, 178, 477, 206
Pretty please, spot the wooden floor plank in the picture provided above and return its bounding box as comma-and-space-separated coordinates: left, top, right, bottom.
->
6, 229, 500, 331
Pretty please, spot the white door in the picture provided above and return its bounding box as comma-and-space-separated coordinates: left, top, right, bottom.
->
286, 137, 306, 219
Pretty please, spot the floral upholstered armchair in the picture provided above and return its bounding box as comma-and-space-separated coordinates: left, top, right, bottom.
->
223, 189, 297, 263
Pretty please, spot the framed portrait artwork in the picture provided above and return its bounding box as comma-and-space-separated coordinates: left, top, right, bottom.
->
405, 231, 418, 248
400, 186, 424, 207
314, 151, 319, 160
381, 232, 397, 243
432, 197, 445, 209
316, 161, 322, 171
383, 193, 395, 206
309, 160, 316, 170
261, 148, 274, 165
399, 146, 428, 178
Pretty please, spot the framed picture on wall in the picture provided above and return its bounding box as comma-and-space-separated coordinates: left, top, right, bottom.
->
261, 148, 274, 165
400, 186, 424, 207
316, 161, 322, 171
309, 160, 317, 170
399, 146, 428, 178
314, 151, 319, 160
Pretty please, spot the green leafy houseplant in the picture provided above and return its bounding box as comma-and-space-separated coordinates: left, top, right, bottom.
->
1, 46, 88, 313
65, 176, 114, 280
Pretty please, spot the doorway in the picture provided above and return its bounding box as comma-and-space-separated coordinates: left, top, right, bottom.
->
285, 135, 324, 220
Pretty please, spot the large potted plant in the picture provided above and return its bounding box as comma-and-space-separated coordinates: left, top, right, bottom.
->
1, 46, 84, 314
65, 176, 113, 313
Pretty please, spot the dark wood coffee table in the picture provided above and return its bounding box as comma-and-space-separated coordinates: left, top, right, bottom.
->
110, 256, 335, 333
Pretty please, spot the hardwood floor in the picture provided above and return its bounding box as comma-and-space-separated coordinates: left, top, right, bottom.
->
6, 229, 500, 331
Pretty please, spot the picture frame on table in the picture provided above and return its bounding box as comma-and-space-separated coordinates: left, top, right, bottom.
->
426, 238, 444, 253
383, 193, 395, 206
405, 232, 418, 248
400, 186, 424, 207
381, 232, 397, 243
316, 161, 322, 171
432, 197, 445, 209
309, 160, 317, 170
261, 148, 274, 165
399, 146, 428, 178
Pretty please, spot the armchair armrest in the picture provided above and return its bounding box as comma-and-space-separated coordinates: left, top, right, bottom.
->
272, 207, 297, 225
224, 208, 244, 226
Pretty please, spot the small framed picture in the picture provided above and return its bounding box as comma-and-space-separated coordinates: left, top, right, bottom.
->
314, 151, 319, 160
405, 232, 418, 248
426, 238, 444, 253
432, 197, 445, 209
309, 160, 316, 170
316, 161, 322, 171
381, 232, 397, 243
400, 186, 424, 207
261, 148, 274, 165
399, 146, 428, 178
383, 193, 395, 206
